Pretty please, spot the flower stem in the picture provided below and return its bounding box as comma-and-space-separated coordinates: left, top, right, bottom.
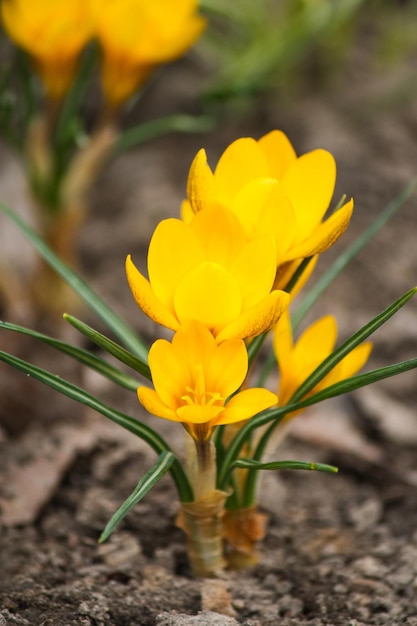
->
177, 490, 228, 577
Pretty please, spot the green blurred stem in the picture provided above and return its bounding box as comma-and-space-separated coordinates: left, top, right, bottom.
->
114, 114, 215, 153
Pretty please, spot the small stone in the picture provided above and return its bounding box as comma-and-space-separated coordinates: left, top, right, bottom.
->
348, 497, 382, 532
352, 556, 387, 578
201, 579, 236, 617
277, 594, 303, 617
156, 611, 240, 626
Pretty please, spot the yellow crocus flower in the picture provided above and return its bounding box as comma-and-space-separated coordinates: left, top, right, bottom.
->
126, 206, 290, 342
138, 320, 278, 442
91, 0, 206, 109
273, 310, 373, 407
182, 130, 353, 287
1, 0, 92, 100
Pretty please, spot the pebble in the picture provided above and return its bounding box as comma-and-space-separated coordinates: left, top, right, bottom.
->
156, 611, 240, 626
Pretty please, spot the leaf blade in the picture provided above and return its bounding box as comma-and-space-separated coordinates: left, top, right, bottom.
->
231, 458, 338, 473
0, 320, 140, 391
0, 350, 193, 502
0, 203, 148, 361
290, 287, 417, 404
99, 451, 175, 543
64, 314, 151, 380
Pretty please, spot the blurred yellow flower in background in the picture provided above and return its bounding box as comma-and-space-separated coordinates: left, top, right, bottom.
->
182, 131, 353, 288
1, 0, 92, 100
273, 310, 373, 407
138, 320, 278, 442
126, 206, 290, 342
91, 0, 206, 109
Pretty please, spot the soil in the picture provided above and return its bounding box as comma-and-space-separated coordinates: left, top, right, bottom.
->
1, 36, 417, 626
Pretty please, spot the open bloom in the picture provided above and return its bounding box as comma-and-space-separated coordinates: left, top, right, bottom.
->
182, 130, 353, 287
138, 321, 278, 441
1, 0, 92, 100
273, 311, 373, 407
91, 0, 206, 109
126, 206, 290, 342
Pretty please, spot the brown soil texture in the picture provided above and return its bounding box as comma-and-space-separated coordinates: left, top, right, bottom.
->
1, 48, 417, 625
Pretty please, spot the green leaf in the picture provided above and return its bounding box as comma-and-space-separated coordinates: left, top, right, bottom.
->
236, 455, 338, 508
54, 44, 97, 152
290, 287, 417, 404
285, 357, 417, 412
0, 203, 148, 362
115, 114, 215, 153
292, 179, 417, 331
0, 350, 193, 502
247, 331, 268, 367
64, 314, 151, 381
218, 292, 417, 492
231, 458, 338, 474
0, 320, 140, 392
99, 451, 175, 543
245, 355, 417, 504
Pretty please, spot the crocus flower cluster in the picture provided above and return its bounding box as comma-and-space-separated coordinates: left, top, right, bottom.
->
127, 131, 367, 450
182, 130, 354, 288
1, 0, 205, 106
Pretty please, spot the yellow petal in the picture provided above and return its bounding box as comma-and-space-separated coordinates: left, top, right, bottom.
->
231, 178, 277, 235
217, 289, 290, 342
205, 338, 248, 400
137, 386, 179, 421
100, 59, 154, 109
273, 309, 294, 367
213, 138, 270, 204
322, 342, 373, 389
284, 199, 354, 262
92, 0, 205, 105
231, 235, 277, 309
190, 205, 247, 266
294, 316, 337, 368
181, 199, 194, 222
216, 388, 278, 425
177, 404, 224, 425
125, 255, 179, 331
147, 218, 204, 311
171, 319, 215, 369
186, 148, 215, 214
273, 255, 318, 295
258, 130, 297, 180
2, 0, 91, 99
147, 338, 189, 409
232, 179, 297, 262
282, 149, 336, 242
174, 262, 243, 330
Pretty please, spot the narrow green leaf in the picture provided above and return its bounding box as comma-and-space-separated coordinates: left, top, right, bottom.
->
64, 314, 151, 381
292, 179, 417, 331
247, 331, 268, 367
284, 357, 417, 412
218, 351, 417, 491
0, 350, 193, 502
115, 114, 215, 153
0, 320, 140, 391
231, 458, 338, 474
231, 457, 337, 509
0, 203, 148, 361
54, 45, 97, 150
99, 451, 175, 543
290, 287, 417, 404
